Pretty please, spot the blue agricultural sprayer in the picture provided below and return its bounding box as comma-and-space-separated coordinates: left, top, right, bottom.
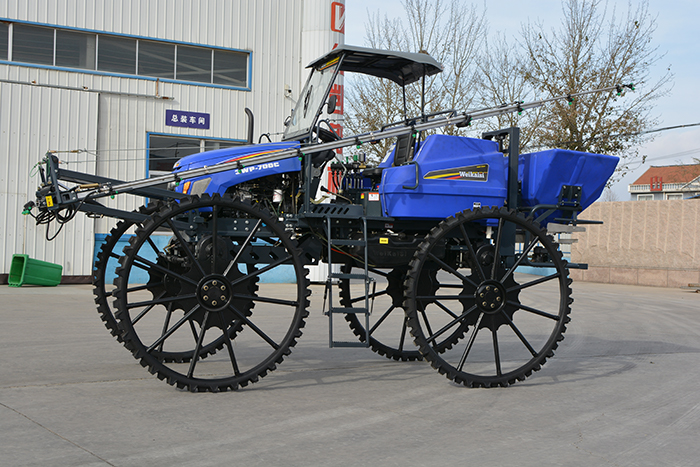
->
23, 45, 630, 392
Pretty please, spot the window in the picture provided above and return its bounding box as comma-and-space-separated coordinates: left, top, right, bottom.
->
4, 21, 249, 88
148, 135, 202, 175
213, 49, 247, 86
176, 45, 212, 83
56, 30, 95, 69
98, 35, 136, 74
148, 135, 243, 175
0, 22, 8, 60
138, 40, 174, 79
637, 194, 653, 201
204, 140, 241, 151
666, 193, 683, 200
13, 24, 54, 65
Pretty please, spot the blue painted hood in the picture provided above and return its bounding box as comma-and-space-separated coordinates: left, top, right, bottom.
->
172, 142, 300, 172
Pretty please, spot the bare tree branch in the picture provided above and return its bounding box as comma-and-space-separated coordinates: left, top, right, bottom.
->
346, 0, 672, 179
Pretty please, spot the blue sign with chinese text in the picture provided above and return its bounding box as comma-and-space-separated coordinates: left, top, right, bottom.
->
166, 110, 210, 129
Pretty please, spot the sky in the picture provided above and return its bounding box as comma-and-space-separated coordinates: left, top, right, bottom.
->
343, 0, 700, 200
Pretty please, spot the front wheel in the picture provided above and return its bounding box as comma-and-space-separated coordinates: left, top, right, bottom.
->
404, 207, 572, 388
113, 195, 310, 392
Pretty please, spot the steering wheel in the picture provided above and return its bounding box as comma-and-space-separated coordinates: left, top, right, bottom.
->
314, 120, 340, 143
316, 126, 340, 143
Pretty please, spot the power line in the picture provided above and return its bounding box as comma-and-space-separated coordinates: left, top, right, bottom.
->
556, 121, 700, 147
642, 147, 700, 163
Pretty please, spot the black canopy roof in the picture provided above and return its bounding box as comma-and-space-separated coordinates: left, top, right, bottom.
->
306, 44, 443, 85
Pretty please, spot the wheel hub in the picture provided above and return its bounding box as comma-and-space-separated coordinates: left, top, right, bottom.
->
475, 281, 506, 314
197, 275, 232, 312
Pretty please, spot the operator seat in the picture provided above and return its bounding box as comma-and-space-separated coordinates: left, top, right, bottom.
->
392, 132, 416, 166
363, 132, 416, 182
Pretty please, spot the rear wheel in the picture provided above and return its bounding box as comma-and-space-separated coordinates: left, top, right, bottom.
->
404, 207, 572, 387
341, 264, 421, 361
92, 204, 231, 363
340, 262, 469, 361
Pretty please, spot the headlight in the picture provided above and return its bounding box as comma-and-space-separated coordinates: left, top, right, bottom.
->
190, 177, 211, 196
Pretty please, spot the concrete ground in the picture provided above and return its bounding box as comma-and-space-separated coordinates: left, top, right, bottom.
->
1, 280, 699, 466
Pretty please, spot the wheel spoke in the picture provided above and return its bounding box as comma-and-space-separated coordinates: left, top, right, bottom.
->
367, 267, 393, 279
227, 304, 280, 350
507, 300, 561, 321
491, 217, 504, 280
507, 272, 560, 293
459, 224, 485, 281
419, 308, 436, 343
224, 218, 263, 277
398, 315, 409, 352
348, 288, 388, 305
368, 304, 396, 335
492, 327, 502, 376
500, 235, 540, 283
426, 304, 478, 343
189, 320, 200, 343
125, 282, 162, 294
457, 312, 484, 372
146, 236, 160, 256
229, 255, 293, 287
165, 217, 206, 278
186, 312, 209, 378
427, 252, 479, 289
501, 310, 538, 357
416, 293, 476, 301
127, 293, 197, 310
130, 290, 167, 324
218, 313, 240, 376
131, 259, 160, 274
146, 304, 201, 353
157, 303, 175, 353
133, 254, 199, 287
432, 299, 460, 319
231, 293, 298, 307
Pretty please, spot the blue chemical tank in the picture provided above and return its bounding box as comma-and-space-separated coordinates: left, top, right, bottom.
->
519, 148, 618, 222
379, 134, 618, 221
380, 135, 508, 218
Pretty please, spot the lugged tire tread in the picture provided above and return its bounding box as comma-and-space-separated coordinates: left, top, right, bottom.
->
113, 195, 310, 392
403, 206, 572, 388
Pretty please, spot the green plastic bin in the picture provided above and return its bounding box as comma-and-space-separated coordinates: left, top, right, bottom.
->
8, 254, 63, 287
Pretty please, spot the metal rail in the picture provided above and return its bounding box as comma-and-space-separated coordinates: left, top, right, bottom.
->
57, 83, 633, 202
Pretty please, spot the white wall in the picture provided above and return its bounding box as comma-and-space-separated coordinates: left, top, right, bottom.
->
0, 0, 309, 276
0, 83, 97, 275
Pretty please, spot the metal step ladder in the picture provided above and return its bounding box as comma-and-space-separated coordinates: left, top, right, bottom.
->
323, 215, 373, 348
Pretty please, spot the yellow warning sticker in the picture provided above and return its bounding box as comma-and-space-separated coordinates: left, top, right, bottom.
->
379, 238, 389, 244
45, 196, 54, 208
319, 57, 340, 71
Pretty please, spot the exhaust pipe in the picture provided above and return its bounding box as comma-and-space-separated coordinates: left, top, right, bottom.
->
245, 108, 254, 144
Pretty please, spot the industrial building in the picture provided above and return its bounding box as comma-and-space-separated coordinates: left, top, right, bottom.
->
0, 0, 346, 282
